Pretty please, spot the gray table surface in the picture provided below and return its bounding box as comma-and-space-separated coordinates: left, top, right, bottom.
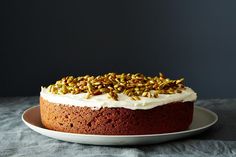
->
0, 97, 236, 157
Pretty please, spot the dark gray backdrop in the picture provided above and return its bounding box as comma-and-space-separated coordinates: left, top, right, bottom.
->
1, 0, 236, 98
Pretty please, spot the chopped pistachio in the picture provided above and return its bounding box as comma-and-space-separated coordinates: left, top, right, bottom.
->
47, 73, 185, 100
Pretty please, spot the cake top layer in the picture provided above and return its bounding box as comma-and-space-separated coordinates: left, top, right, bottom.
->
46, 73, 186, 101
41, 87, 197, 110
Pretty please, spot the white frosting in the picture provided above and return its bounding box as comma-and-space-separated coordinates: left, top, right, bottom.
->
40, 87, 197, 110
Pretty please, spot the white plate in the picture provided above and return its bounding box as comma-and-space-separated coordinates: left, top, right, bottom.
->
22, 105, 218, 146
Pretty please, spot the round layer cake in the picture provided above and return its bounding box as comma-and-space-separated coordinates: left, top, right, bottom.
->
40, 73, 197, 135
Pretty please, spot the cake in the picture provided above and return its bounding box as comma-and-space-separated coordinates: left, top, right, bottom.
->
40, 73, 197, 135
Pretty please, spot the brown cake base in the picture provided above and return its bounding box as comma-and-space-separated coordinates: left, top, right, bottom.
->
40, 97, 194, 135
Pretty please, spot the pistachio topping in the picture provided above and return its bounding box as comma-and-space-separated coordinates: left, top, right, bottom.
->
47, 73, 186, 101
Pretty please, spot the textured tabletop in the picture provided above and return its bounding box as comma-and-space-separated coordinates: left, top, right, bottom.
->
0, 97, 236, 157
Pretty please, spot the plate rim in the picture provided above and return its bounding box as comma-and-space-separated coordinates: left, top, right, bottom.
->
22, 105, 218, 138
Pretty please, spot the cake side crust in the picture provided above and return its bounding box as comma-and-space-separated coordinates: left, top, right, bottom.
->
40, 97, 194, 135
